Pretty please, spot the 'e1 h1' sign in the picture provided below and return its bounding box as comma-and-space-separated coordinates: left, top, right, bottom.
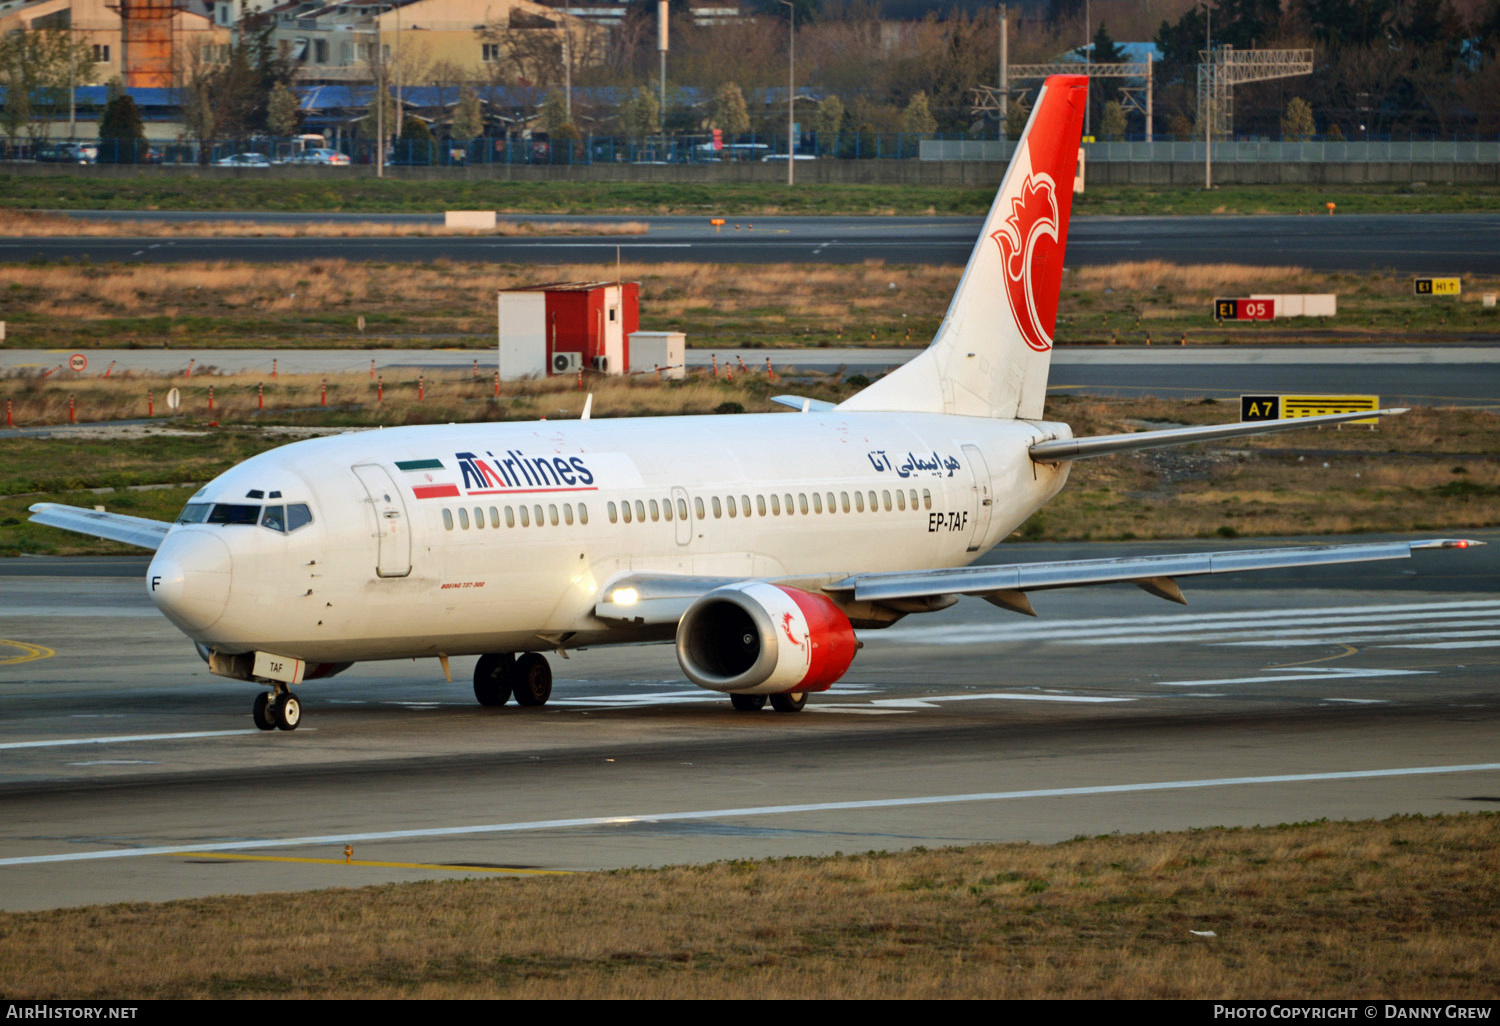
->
1214, 298, 1276, 320
1414, 277, 1461, 295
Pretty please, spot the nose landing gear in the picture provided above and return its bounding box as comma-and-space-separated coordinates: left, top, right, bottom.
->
252, 687, 301, 731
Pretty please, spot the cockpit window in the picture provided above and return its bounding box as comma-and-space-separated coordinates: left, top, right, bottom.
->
287, 503, 313, 532
206, 504, 261, 525
176, 503, 212, 524
261, 505, 286, 533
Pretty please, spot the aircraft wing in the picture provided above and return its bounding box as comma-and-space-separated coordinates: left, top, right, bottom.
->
1030, 408, 1408, 462
823, 539, 1480, 614
594, 539, 1480, 627
27, 502, 171, 551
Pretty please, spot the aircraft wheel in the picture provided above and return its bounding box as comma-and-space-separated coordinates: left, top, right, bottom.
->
512, 653, 553, 707
769, 692, 807, 713
274, 692, 302, 731
730, 694, 767, 712
473, 652, 514, 707
252, 691, 275, 731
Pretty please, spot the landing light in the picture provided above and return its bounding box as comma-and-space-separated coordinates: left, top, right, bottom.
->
612, 587, 640, 605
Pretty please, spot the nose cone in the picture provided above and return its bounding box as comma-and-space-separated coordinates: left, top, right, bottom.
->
148, 530, 233, 632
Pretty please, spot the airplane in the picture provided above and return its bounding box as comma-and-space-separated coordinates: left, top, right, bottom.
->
29, 74, 1479, 731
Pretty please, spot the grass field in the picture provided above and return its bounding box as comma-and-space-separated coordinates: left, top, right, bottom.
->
3, 258, 1495, 351
3, 378, 1495, 556
4, 174, 1500, 217
0, 813, 1494, 998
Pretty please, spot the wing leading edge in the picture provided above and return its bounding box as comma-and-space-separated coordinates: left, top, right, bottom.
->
27, 502, 171, 551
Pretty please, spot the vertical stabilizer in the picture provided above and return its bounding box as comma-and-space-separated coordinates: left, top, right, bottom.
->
839, 75, 1087, 420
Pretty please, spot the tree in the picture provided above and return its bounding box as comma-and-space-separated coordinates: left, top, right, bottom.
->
711, 81, 750, 136
0, 27, 96, 147
265, 81, 299, 138
97, 93, 146, 163
901, 90, 937, 135
450, 84, 484, 143
622, 86, 660, 140
1100, 100, 1127, 140
1004, 96, 1029, 139
1281, 96, 1315, 141
1091, 22, 1126, 64
812, 93, 843, 149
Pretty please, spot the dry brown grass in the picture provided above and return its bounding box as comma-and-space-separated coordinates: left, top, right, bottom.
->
1, 211, 649, 238
0, 814, 1494, 998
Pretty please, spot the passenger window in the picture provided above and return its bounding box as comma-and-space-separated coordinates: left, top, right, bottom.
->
677, 498, 688, 520
712, 497, 722, 518
634, 500, 645, 522
505, 506, 516, 528
443, 509, 454, 531
695, 497, 705, 519
608, 501, 618, 523
922, 489, 932, 510
458, 508, 470, 529
519, 505, 530, 527
826, 492, 836, 512
798, 493, 808, 514
756, 495, 766, 516
578, 503, 588, 525
741, 494, 751, 515
812, 493, 822, 514
784, 493, 794, 514
770, 494, 780, 515
622, 502, 632, 524
473, 506, 485, 529
563, 504, 574, 525
869, 490, 878, 511
853, 492, 864, 513
489, 506, 500, 528
650, 499, 660, 521
840, 492, 851, 513
909, 489, 918, 509
548, 504, 559, 526
533, 504, 543, 526
726, 496, 736, 518
896, 490, 906, 511
261, 505, 286, 533
883, 490, 892, 511
287, 503, 313, 532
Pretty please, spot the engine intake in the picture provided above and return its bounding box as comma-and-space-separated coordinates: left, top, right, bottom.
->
676, 582, 857, 694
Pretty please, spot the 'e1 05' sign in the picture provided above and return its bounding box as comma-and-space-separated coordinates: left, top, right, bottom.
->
1214, 298, 1276, 320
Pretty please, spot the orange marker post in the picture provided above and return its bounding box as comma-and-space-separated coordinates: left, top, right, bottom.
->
320, 378, 327, 406
257, 383, 264, 410
68, 394, 75, 423
208, 385, 215, 411
147, 390, 154, 417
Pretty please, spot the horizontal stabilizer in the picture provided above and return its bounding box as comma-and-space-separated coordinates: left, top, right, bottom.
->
1030, 408, 1410, 462
826, 538, 1479, 606
770, 395, 836, 413
27, 502, 171, 552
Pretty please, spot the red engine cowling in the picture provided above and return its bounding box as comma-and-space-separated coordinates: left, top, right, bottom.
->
676, 582, 858, 695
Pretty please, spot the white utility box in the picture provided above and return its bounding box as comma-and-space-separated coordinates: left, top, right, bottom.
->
629, 331, 686, 379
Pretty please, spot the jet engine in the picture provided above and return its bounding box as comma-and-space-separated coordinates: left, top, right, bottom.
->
676, 582, 857, 694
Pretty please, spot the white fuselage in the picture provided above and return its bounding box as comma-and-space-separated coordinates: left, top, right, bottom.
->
147, 411, 1073, 663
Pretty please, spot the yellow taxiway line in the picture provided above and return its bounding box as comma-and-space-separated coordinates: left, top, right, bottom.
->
0, 640, 56, 666
160, 851, 569, 875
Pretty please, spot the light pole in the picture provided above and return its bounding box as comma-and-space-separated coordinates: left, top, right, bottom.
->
67, 0, 76, 141
780, 0, 794, 186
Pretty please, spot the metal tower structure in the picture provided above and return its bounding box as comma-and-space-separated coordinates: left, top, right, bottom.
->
1196, 46, 1313, 141
973, 57, 1154, 141
109, 0, 183, 89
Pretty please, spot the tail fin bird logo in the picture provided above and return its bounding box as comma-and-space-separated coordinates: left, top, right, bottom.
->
990, 171, 1059, 353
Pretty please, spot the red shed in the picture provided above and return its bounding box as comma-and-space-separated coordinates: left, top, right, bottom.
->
497, 281, 640, 379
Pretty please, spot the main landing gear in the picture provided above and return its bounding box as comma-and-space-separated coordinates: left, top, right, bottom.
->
473, 652, 553, 708
252, 686, 301, 731
730, 692, 807, 713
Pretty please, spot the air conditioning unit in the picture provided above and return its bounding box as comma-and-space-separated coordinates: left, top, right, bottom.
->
551, 351, 581, 374
591, 355, 610, 372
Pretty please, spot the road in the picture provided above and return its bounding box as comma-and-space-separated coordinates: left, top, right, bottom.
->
1, 533, 1495, 911
4, 212, 1499, 274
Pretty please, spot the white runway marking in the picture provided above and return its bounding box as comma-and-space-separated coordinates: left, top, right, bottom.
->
0, 730, 266, 750
1377, 639, 1500, 650
4, 762, 1496, 867
872, 692, 1133, 708
1156, 667, 1431, 687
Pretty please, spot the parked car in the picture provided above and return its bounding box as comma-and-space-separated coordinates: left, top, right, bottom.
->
214, 152, 272, 168
36, 142, 96, 164
288, 148, 350, 166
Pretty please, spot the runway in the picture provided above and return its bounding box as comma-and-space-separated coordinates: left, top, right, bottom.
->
4, 345, 1498, 410
1, 533, 1495, 911
5, 212, 1500, 273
